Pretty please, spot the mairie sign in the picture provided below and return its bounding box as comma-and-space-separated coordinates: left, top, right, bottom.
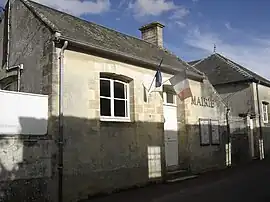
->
191, 96, 215, 108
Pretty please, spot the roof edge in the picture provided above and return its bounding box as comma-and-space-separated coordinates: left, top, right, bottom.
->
56, 36, 204, 80
213, 78, 270, 88
181, 58, 205, 76
253, 78, 270, 88
190, 54, 212, 67
20, 0, 59, 32
214, 53, 254, 79
217, 53, 270, 85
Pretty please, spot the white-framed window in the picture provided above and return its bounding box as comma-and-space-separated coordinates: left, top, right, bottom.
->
262, 102, 269, 123
100, 76, 130, 122
163, 91, 176, 106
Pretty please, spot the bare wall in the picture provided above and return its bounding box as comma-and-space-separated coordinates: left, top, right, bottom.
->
0, 1, 55, 201
4, 0, 53, 94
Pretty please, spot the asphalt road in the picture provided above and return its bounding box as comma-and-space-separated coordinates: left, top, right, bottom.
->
81, 160, 270, 202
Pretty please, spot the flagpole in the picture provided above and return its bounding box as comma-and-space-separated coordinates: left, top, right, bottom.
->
147, 58, 163, 92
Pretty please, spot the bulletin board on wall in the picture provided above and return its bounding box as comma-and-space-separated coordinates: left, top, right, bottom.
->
210, 120, 220, 145
199, 118, 220, 146
199, 118, 210, 146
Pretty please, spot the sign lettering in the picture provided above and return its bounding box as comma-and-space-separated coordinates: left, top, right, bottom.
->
191, 96, 215, 108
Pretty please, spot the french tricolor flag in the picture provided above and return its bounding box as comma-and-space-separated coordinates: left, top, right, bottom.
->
169, 71, 192, 101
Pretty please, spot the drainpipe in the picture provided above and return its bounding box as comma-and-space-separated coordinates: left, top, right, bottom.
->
58, 40, 68, 202
6, 0, 11, 69
256, 81, 263, 159
17, 64, 23, 91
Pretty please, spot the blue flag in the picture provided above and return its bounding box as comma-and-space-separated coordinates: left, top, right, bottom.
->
155, 69, 162, 87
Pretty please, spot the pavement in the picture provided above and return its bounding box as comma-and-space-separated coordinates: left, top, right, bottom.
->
80, 159, 270, 202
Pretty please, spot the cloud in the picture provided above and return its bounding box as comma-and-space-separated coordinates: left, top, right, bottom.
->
118, 0, 127, 8
192, 0, 199, 2
184, 27, 270, 80
128, 0, 178, 17
169, 7, 189, 20
33, 0, 111, 16
225, 22, 233, 31
175, 21, 186, 28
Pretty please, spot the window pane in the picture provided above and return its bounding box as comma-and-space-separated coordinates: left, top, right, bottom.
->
114, 99, 126, 117
166, 92, 174, 104
263, 104, 268, 121
100, 98, 111, 116
100, 79, 110, 97
114, 81, 125, 99
263, 113, 267, 121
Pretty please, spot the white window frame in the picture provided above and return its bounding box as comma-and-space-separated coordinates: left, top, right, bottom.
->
100, 77, 130, 122
262, 102, 269, 123
163, 91, 177, 106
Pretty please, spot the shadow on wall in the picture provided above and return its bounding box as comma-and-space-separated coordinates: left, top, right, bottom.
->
0, 115, 268, 202
262, 126, 270, 158
185, 123, 228, 173
230, 121, 270, 165
0, 115, 166, 202
0, 116, 51, 202
59, 115, 165, 201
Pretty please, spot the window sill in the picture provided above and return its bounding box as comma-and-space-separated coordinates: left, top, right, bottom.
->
163, 103, 177, 107
100, 117, 131, 123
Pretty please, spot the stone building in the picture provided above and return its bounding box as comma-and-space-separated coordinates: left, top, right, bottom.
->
0, 0, 228, 201
190, 53, 270, 165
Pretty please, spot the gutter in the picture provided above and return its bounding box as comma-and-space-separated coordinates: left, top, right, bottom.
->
58, 40, 68, 202
55, 36, 205, 81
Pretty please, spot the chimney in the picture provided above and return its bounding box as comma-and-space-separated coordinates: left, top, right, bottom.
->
139, 22, 165, 48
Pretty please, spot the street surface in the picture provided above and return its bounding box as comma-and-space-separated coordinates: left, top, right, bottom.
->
81, 160, 270, 202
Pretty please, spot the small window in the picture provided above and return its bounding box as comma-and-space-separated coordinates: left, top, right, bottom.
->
262, 102, 269, 123
100, 76, 130, 121
163, 91, 176, 105
166, 92, 175, 104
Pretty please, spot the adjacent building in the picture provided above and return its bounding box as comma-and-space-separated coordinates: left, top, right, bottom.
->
190, 53, 270, 165
0, 1, 229, 201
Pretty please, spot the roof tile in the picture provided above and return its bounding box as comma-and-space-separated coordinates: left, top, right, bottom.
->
24, 0, 202, 76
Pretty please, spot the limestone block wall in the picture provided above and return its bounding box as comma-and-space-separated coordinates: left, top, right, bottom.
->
54, 48, 173, 201
0, 139, 52, 201
184, 79, 227, 173
253, 83, 270, 158
0, 1, 55, 201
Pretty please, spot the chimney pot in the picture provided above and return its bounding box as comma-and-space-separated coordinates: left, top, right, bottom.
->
139, 22, 165, 48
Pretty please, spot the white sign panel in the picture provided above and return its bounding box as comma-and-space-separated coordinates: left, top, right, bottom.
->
0, 90, 48, 135
211, 120, 220, 145
199, 119, 210, 145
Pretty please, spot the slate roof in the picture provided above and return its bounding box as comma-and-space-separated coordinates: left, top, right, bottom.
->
189, 53, 270, 86
20, 0, 203, 77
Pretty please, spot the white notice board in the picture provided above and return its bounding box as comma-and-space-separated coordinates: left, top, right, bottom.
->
211, 120, 220, 145
0, 90, 48, 135
199, 119, 210, 145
